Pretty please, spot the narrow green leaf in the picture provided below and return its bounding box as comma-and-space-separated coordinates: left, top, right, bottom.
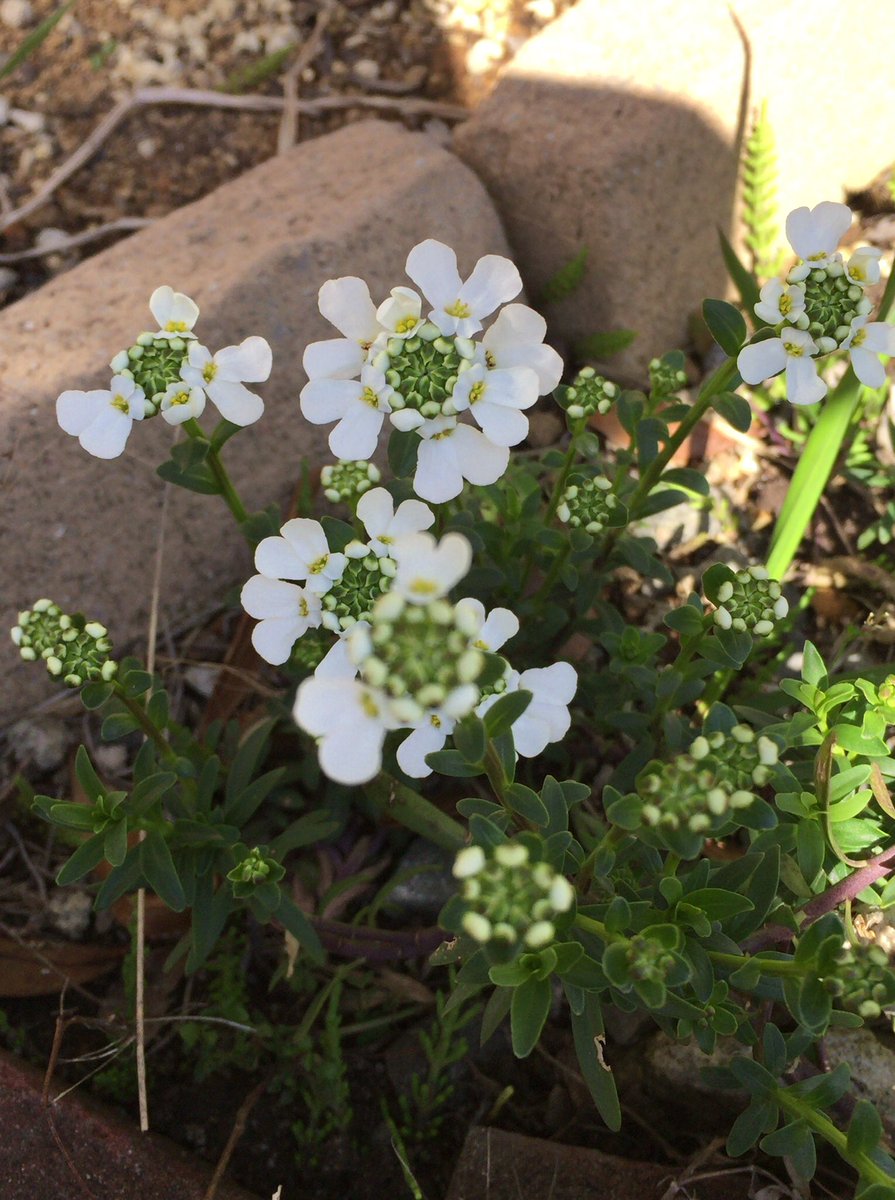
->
0, 0, 73, 81
141, 833, 185, 911
727, 1100, 777, 1156
570, 1003, 621, 1131
453, 714, 486, 766
510, 975, 552, 1058
57, 835, 106, 886
483, 691, 533, 739
504, 783, 549, 826
717, 227, 761, 316
74, 745, 105, 804
703, 299, 747, 356
275, 893, 323, 963
848, 1099, 884, 1158
574, 329, 637, 360
713, 390, 753, 433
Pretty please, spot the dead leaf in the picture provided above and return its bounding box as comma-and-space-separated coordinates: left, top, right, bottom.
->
0, 936, 124, 997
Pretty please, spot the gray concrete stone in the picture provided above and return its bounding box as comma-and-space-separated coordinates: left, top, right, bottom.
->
0, 119, 513, 720
453, 0, 895, 377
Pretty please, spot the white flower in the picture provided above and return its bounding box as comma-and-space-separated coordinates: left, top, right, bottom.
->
405, 240, 522, 338
478, 661, 577, 757
180, 337, 271, 426
785, 202, 852, 268
149, 286, 200, 340
846, 246, 884, 287
293, 676, 397, 785
454, 598, 519, 652
737, 327, 826, 406
842, 317, 895, 389
300, 363, 394, 459
255, 518, 347, 596
392, 531, 472, 602
375, 287, 424, 340
481, 303, 563, 393
396, 709, 455, 777
315, 628, 362, 680
240, 575, 322, 665
56, 375, 146, 459
303, 276, 382, 381
159, 380, 206, 425
414, 417, 510, 503
753, 279, 806, 327
452, 362, 539, 447
356, 488, 434, 557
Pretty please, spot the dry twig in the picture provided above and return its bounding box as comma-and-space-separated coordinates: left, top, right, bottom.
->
0, 217, 153, 264
277, 2, 334, 154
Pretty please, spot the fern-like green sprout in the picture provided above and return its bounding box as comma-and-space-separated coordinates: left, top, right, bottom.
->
742, 101, 784, 280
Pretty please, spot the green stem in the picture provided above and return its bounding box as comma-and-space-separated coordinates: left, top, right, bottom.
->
623, 356, 739, 521
183, 419, 251, 530
576, 825, 628, 892
112, 686, 173, 760
365, 774, 466, 852
774, 1086, 895, 1189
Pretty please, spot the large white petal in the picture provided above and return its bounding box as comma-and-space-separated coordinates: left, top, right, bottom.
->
862, 322, 895, 356
300, 378, 360, 425
396, 719, 450, 778
303, 338, 366, 381
521, 661, 578, 706
318, 716, 387, 785
737, 339, 787, 385
57, 390, 108, 436
207, 380, 264, 425
254, 536, 310, 580
459, 254, 522, 318
356, 488, 394, 539
78, 409, 132, 459
414, 436, 464, 504
215, 336, 272, 383
281, 518, 329, 562
850, 346, 886, 389
483, 304, 563, 392
149, 285, 199, 332
241, 574, 306, 619
405, 240, 462, 310
318, 277, 379, 342
785, 202, 851, 260
472, 400, 529, 447
785, 356, 827, 406
389, 498, 435, 538
450, 423, 509, 486
315, 634, 359, 680
478, 607, 519, 651
329, 403, 384, 460
251, 616, 305, 665
393, 531, 472, 601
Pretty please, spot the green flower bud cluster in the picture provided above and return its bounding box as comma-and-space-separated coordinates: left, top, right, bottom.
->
320, 553, 396, 633
638, 725, 778, 835
356, 592, 484, 723
111, 333, 190, 415
649, 352, 688, 398
290, 628, 330, 671
711, 565, 788, 636
373, 322, 476, 419
556, 474, 621, 534
452, 842, 575, 949
560, 366, 619, 420
614, 933, 678, 987
321, 460, 381, 506
226, 845, 285, 899
824, 943, 895, 1020
789, 261, 873, 349
11, 600, 117, 688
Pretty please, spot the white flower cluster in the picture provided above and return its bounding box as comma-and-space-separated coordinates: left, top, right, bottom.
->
300, 241, 563, 502
452, 841, 575, 950
268, 523, 577, 786
57, 287, 272, 458
737, 202, 895, 405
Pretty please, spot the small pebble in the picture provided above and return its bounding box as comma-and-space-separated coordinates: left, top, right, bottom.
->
10, 107, 45, 134
47, 890, 92, 939
0, 95, 9, 125
353, 57, 381, 81
0, 0, 33, 29
136, 136, 158, 159
7, 716, 71, 772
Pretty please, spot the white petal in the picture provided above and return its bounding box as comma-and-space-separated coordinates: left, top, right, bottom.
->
79, 409, 133, 459
455, 597, 485, 633
393, 531, 472, 601
850, 347, 886, 389
396, 719, 450, 778
251, 617, 306, 665
207, 380, 264, 425
300, 378, 360, 425
318, 277, 379, 342
521, 661, 578, 706
785, 355, 827, 406
459, 253, 522, 318
315, 635, 359, 680
450, 423, 509, 486
737, 339, 786, 384
785, 202, 851, 260
376, 287, 422, 337
186, 342, 213, 371
388, 498, 435, 538
318, 715, 386, 785
281, 518, 329, 563
329, 403, 384, 460
303, 338, 366, 381
861, 322, 895, 356
149, 285, 199, 332
356, 488, 394, 539
215, 336, 272, 383
241, 574, 309, 619
414, 435, 463, 503
483, 304, 563, 392
472, 401, 529, 447
478, 608, 519, 652
405, 240, 462, 310
254, 535, 310, 580
57, 389, 108, 436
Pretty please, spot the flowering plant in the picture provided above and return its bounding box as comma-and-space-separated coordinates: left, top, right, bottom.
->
16, 219, 895, 1195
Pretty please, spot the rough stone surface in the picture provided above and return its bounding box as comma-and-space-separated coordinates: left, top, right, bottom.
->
453, 0, 895, 376
826, 1025, 895, 1137
446, 1126, 747, 1200
0, 1048, 261, 1199
453, 0, 745, 376
0, 119, 512, 721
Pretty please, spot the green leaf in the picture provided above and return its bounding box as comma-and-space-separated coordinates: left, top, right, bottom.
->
156, 460, 220, 494
683, 889, 754, 922
388, 428, 419, 479
130, 771, 177, 814
270, 811, 339, 855
141, 833, 185, 911
762, 1023, 787, 1076
95, 848, 144, 910
664, 605, 705, 637
796, 819, 825, 883
186, 877, 234, 973
225, 768, 286, 827
101, 710, 142, 740
717, 227, 761, 316
103, 819, 128, 868
703, 299, 747, 356
480, 986, 513, 1046
571, 1002, 621, 1130
504, 783, 549, 826
453, 714, 486, 766
425, 750, 484, 778
727, 1100, 777, 1156
510, 975, 552, 1058
0, 0, 73, 81
80, 681, 114, 710
728, 1055, 776, 1096
483, 691, 533, 739
761, 1121, 816, 1180
74, 745, 105, 804
539, 247, 588, 304
712, 391, 753, 433
574, 329, 637, 360
56, 834, 106, 885
848, 1099, 884, 1158
275, 893, 323, 963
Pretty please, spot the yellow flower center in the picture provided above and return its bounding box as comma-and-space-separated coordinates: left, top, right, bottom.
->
308, 555, 329, 575
784, 341, 804, 358
169, 390, 191, 406
395, 315, 418, 334
203, 361, 218, 383
299, 597, 310, 617
779, 292, 793, 316
362, 387, 379, 408
409, 578, 438, 596
361, 692, 380, 718
445, 300, 471, 319
852, 328, 867, 348
165, 320, 189, 332
468, 382, 485, 405
111, 393, 130, 414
